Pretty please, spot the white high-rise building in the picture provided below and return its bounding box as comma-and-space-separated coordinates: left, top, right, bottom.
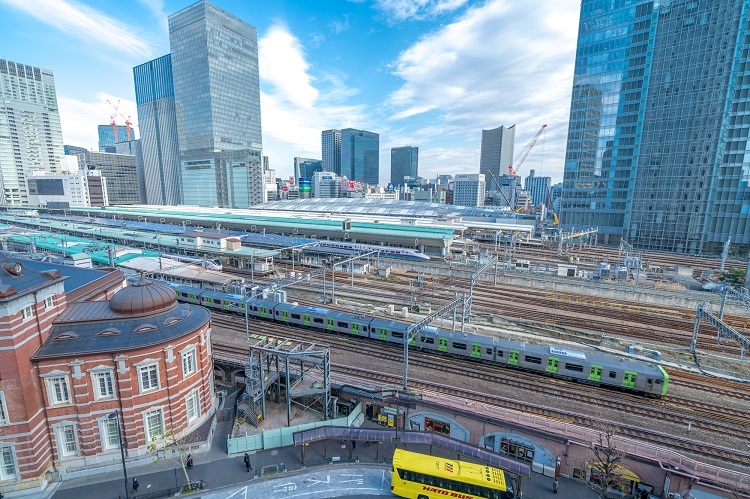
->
453, 174, 486, 207
321, 129, 341, 175
0, 59, 65, 205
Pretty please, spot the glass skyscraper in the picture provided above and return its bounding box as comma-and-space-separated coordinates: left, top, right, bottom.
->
0, 58, 64, 205
169, 0, 263, 208
341, 128, 379, 186
134, 54, 181, 206
561, 0, 750, 253
98, 125, 131, 152
390, 146, 418, 187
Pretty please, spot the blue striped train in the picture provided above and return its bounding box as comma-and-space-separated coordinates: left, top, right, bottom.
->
171, 284, 669, 397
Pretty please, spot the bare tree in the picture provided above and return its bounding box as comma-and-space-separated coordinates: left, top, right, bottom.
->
590, 427, 626, 499
146, 425, 201, 491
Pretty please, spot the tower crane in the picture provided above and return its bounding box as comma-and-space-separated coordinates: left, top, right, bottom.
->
485, 169, 514, 208
106, 99, 133, 143
508, 124, 547, 176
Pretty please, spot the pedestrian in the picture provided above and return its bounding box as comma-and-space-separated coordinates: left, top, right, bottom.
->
186, 454, 193, 469
243, 452, 251, 472
133, 477, 139, 492
351, 440, 356, 449
553, 478, 559, 494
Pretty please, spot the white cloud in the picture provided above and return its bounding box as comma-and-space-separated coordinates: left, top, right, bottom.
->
327, 15, 350, 34
58, 93, 139, 150
384, 0, 578, 180
0, 0, 155, 60
374, 0, 468, 22
258, 25, 368, 177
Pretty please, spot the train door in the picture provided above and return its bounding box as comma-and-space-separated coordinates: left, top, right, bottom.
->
352, 323, 360, 335
622, 371, 637, 388
189, 293, 196, 303
589, 365, 602, 381
508, 350, 519, 365
438, 337, 448, 352
281, 310, 288, 322
645, 377, 653, 392
223, 299, 230, 311
303, 314, 310, 327
409, 334, 416, 346
327, 318, 334, 331
471, 344, 482, 358
547, 357, 559, 373
260, 305, 267, 318
379, 327, 388, 340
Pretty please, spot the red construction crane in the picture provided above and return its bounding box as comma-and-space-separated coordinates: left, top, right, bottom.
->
508, 124, 547, 176
106, 99, 133, 142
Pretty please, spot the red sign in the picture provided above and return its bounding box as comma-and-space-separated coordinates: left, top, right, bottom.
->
288, 176, 295, 185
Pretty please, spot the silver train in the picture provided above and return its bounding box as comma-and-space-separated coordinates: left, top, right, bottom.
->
172, 284, 669, 396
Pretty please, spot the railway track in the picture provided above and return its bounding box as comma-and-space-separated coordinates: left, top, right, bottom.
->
209, 312, 750, 466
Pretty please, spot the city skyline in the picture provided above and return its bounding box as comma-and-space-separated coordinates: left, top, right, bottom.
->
0, 0, 578, 186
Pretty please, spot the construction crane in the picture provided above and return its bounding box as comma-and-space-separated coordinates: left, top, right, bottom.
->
485, 169, 514, 208
508, 124, 547, 176
106, 99, 133, 143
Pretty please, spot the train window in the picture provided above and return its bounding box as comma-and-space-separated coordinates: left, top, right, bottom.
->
497, 350, 504, 357
486, 348, 493, 355
337, 322, 348, 328
609, 371, 617, 378
655, 379, 663, 384
313, 318, 324, 324
392, 332, 404, 339
420, 336, 434, 344
565, 363, 584, 372
525, 356, 542, 364
452, 342, 467, 350
291, 314, 301, 319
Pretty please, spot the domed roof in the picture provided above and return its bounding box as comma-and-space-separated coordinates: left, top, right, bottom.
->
110, 275, 177, 315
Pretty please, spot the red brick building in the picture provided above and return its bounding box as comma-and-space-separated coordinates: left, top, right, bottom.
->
0, 255, 213, 495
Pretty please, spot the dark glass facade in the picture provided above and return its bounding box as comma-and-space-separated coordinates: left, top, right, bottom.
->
134, 54, 181, 206
391, 146, 418, 187
341, 128, 379, 186
561, 0, 750, 253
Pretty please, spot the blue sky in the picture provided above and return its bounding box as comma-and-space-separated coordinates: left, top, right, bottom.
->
0, 0, 580, 185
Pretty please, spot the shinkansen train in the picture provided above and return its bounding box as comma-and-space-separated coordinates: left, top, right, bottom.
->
172, 284, 669, 396
314, 241, 430, 260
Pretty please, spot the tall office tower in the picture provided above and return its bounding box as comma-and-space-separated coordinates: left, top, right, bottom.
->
115, 140, 146, 204
561, 1, 750, 253
321, 129, 341, 174
97, 124, 130, 152
390, 146, 418, 187
75, 151, 140, 205
134, 54, 181, 206
524, 169, 551, 207
480, 125, 515, 180
169, 1, 263, 208
0, 58, 64, 205
294, 157, 323, 179
341, 128, 379, 185
453, 174, 485, 207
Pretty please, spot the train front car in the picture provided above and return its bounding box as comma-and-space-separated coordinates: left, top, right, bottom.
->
589, 351, 668, 397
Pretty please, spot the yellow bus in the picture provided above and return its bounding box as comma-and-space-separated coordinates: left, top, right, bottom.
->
391, 448, 515, 499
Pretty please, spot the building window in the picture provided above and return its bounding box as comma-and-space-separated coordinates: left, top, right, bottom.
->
186, 390, 200, 422
93, 372, 114, 399
139, 364, 159, 392
21, 305, 34, 320
44, 296, 54, 309
144, 408, 164, 442
0, 446, 17, 480
0, 392, 7, 425
58, 425, 78, 456
47, 377, 71, 405
101, 419, 120, 450
182, 348, 197, 377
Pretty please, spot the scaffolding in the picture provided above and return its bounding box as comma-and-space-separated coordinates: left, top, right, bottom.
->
237, 335, 331, 427
691, 303, 750, 362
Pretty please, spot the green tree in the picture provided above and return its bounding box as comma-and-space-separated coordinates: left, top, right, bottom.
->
718, 267, 746, 287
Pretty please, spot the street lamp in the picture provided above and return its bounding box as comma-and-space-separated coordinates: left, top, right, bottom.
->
108, 410, 129, 499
